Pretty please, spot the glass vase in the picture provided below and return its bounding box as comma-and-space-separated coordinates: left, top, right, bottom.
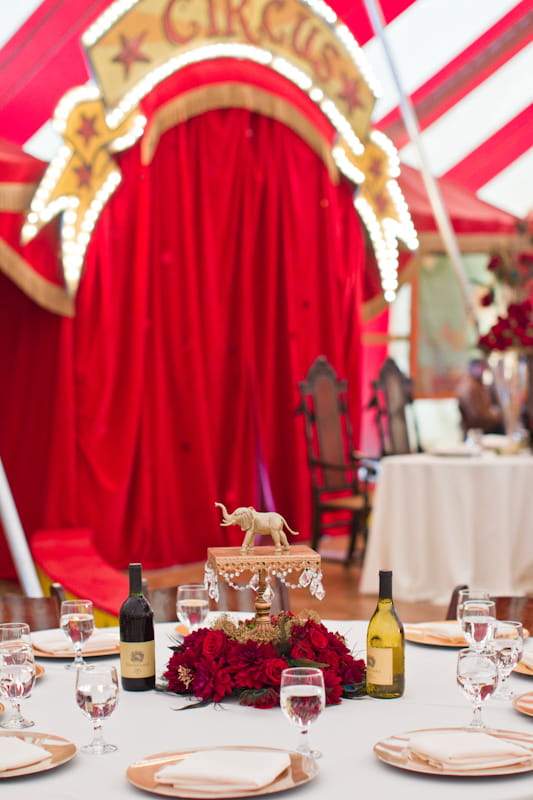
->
488, 350, 528, 438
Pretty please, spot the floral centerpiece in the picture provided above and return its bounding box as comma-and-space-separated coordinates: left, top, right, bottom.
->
478, 299, 533, 352
163, 611, 366, 708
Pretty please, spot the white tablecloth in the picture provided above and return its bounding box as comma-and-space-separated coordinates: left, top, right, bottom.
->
360, 453, 533, 604
2, 620, 533, 799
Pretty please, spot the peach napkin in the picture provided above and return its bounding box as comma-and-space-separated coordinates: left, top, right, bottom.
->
155, 750, 291, 793
0, 738, 50, 771
31, 628, 119, 655
404, 622, 465, 644
406, 731, 532, 770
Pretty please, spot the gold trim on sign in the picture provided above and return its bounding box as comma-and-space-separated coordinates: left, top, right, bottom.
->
142, 83, 339, 184
0, 238, 74, 317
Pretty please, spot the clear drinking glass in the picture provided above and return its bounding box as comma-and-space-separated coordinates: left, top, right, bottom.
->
0, 623, 31, 646
0, 641, 36, 729
456, 589, 491, 624
489, 620, 524, 700
76, 664, 119, 754
280, 667, 325, 759
176, 584, 209, 631
457, 648, 498, 729
460, 599, 496, 652
60, 599, 95, 669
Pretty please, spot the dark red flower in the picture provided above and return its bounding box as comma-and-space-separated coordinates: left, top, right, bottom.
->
290, 640, 315, 661
202, 629, 227, 658
262, 657, 288, 686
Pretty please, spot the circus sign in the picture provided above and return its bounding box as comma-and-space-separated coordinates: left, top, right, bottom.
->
21, 0, 418, 301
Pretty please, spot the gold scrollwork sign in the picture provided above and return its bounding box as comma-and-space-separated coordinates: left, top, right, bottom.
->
22, 0, 418, 302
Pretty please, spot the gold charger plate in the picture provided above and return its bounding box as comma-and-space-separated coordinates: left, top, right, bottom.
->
127, 746, 319, 799
513, 692, 533, 718
374, 727, 533, 777
0, 731, 77, 778
404, 622, 466, 647
35, 664, 45, 679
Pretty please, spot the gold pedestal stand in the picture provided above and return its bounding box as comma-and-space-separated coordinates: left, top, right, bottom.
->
205, 545, 323, 635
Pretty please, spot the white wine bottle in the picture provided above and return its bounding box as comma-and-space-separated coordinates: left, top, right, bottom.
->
119, 563, 156, 691
366, 570, 404, 698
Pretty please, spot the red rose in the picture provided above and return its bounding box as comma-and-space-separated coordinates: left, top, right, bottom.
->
262, 657, 288, 686
202, 630, 226, 658
290, 641, 315, 661
308, 625, 329, 651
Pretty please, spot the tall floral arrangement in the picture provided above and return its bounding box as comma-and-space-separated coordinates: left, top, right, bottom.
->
478, 220, 533, 353
163, 612, 366, 709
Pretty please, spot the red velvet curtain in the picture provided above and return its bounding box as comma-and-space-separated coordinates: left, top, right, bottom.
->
0, 108, 366, 575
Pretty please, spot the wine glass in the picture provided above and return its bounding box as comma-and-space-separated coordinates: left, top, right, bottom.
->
456, 648, 498, 729
456, 589, 491, 624
176, 584, 209, 631
0, 623, 31, 646
60, 599, 95, 669
76, 664, 119, 754
460, 599, 496, 652
488, 620, 523, 700
280, 667, 325, 759
0, 641, 36, 729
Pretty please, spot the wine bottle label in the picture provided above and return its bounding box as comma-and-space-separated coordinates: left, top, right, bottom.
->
367, 646, 393, 684
120, 641, 155, 678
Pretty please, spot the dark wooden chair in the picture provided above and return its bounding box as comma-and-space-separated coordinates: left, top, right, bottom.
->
369, 357, 422, 456
0, 583, 65, 631
446, 584, 533, 631
297, 356, 377, 565
146, 577, 290, 623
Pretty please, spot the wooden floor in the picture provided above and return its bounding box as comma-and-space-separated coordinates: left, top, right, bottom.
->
0, 536, 447, 624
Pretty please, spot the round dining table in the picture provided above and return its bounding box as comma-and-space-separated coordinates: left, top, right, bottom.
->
2, 618, 533, 799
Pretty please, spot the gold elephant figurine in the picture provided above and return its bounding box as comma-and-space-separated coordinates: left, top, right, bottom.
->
215, 502, 299, 553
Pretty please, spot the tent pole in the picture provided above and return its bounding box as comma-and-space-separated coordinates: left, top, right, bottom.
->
0, 458, 43, 596
363, 0, 478, 329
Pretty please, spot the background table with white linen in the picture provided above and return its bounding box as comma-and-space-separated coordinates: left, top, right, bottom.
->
3, 620, 533, 799
360, 452, 533, 604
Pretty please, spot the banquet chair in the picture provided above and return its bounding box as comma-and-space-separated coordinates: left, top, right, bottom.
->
369, 357, 422, 456
0, 583, 65, 630
146, 577, 290, 623
446, 585, 533, 630
297, 355, 377, 565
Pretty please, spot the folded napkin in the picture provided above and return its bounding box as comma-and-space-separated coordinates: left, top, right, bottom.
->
404, 622, 465, 643
31, 628, 119, 655
0, 737, 50, 771
406, 731, 533, 771
521, 651, 533, 670
155, 750, 291, 793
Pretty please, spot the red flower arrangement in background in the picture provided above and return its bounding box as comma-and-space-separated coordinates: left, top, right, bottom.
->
478, 300, 533, 352
163, 612, 365, 709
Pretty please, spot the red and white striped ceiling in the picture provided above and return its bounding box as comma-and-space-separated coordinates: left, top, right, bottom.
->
1, 0, 531, 219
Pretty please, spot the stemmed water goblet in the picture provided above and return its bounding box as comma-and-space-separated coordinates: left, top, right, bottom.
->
60, 599, 95, 669
456, 647, 498, 729
456, 589, 491, 625
488, 620, 523, 700
0, 641, 36, 729
76, 664, 119, 754
0, 622, 32, 646
460, 599, 496, 652
176, 584, 209, 631
280, 667, 325, 759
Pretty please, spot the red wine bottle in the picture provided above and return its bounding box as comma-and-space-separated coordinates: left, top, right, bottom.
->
119, 563, 155, 691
